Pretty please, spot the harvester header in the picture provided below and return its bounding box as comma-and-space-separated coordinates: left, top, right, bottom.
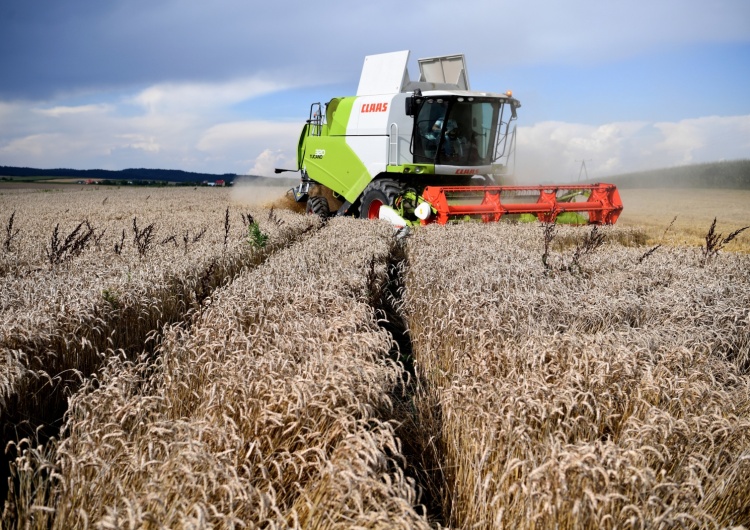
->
280, 50, 622, 226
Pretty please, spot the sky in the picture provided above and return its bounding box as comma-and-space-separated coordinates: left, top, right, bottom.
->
1, 0, 749, 182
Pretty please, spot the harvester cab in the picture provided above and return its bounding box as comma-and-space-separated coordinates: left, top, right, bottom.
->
283, 50, 622, 226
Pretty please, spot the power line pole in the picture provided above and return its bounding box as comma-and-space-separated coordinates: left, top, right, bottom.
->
575, 159, 592, 182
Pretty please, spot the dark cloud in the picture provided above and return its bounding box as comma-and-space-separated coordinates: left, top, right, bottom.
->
1, 0, 403, 100
1, 0, 748, 176
4, 0, 748, 101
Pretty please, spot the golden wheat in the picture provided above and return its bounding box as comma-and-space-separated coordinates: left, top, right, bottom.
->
7, 217, 429, 529
403, 222, 750, 528
4, 186, 749, 529
1, 187, 315, 468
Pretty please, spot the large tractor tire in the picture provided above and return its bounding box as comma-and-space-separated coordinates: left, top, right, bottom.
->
306, 195, 330, 219
359, 178, 404, 220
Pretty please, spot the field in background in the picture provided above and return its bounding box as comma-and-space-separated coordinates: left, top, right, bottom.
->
5, 175, 748, 252
0, 181, 82, 190
2, 183, 749, 528
233, 183, 750, 252
617, 188, 750, 252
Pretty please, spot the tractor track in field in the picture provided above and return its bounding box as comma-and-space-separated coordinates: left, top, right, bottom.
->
0, 220, 320, 509
4, 219, 448, 525
369, 235, 448, 527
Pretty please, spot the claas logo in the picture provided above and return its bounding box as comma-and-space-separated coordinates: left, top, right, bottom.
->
361, 102, 388, 113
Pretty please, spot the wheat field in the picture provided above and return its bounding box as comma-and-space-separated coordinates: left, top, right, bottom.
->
2, 184, 749, 529
617, 188, 750, 252
403, 222, 750, 528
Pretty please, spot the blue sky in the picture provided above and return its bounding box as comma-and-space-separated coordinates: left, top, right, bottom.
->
1, 0, 748, 181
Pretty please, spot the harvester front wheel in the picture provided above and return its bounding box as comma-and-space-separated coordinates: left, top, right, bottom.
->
306, 195, 330, 219
359, 178, 403, 220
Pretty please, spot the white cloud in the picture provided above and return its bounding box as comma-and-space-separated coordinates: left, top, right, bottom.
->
34, 104, 113, 117
247, 149, 296, 177
422, 0, 750, 68
117, 134, 162, 153
2, 70, 747, 179
0, 132, 105, 160
196, 120, 301, 175
0, 133, 63, 158
653, 115, 750, 164
515, 114, 750, 182
132, 77, 291, 114
0, 75, 306, 172
197, 121, 300, 151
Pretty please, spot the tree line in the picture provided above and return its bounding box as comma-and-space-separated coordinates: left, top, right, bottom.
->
605, 159, 750, 189
0, 166, 239, 184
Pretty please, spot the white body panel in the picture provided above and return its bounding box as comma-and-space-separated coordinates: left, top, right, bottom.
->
346, 135, 389, 178
350, 95, 396, 135
378, 205, 408, 227
346, 93, 416, 172
357, 51, 410, 96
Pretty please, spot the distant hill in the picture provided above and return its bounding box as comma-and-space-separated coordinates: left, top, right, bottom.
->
0, 166, 299, 187
6, 160, 746, 190
0, 166, 244, 184
601, 159, 750, 189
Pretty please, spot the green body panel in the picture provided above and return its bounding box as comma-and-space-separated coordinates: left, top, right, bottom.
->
296, 123, 310, 171
518, 212, 588, 224
324, 98, 354, 136
386, 164, 435, 176
299, 96, 376, 204
301, 135, 372, 203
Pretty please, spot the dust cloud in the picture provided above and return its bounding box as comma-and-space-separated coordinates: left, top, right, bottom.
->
230, 176, 305, 213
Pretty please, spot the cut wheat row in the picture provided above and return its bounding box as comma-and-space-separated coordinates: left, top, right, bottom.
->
1, 188, 316, 473
403, 222, 750, 529
6, 217, 430, 529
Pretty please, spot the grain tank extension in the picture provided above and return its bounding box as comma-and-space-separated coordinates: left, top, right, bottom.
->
279, 50, 622, 226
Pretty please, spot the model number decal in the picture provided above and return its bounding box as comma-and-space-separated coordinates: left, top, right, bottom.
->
309, 149, 326, 159
361, 102, 388, 113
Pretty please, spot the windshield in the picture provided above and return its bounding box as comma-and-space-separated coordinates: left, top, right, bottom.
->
411, 96, 510, 166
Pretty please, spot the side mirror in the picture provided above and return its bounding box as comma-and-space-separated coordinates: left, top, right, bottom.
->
405, 96, 423, 117
510, 99, 520, 119
405, 97, 415, 116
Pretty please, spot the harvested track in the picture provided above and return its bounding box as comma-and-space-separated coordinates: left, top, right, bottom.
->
1, 189, 318, 508
5, 219, 431, 529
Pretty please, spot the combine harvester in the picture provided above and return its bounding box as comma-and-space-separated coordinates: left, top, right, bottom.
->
279, 50, 622, 226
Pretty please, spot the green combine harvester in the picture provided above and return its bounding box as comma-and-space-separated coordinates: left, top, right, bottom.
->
278, 50, 622, 226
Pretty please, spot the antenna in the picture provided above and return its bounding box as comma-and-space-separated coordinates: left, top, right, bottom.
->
575, 159, 592, 182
